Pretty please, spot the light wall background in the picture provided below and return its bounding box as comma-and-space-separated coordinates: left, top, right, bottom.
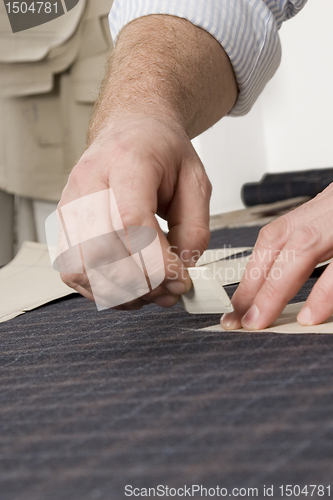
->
193, 0, 333, 214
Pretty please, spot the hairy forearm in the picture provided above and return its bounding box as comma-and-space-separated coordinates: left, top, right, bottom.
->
88, 14, 238, 143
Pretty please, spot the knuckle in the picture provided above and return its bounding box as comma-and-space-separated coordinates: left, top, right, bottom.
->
117, 206, 144, 229
289, 224, 321, 253
204, 176, 213, 199
258, 216, 289, 247
191, 163, 212, 200
68, 160, 89, 185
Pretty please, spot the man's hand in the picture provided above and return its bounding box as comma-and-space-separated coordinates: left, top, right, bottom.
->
59, 114, 211, 309
222, 183, 333, 329
58, 14, 238, 310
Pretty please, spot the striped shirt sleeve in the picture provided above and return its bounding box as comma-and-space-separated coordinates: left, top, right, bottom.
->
108, 0, 307, 117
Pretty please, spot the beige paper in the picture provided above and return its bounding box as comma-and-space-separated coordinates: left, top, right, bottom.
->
195, 247, 251, 287
196, 247, 252, 266
197, 247, 330, 288
204, 255, 251, 286
201, 302, 333, 334
0, 241, 76, 323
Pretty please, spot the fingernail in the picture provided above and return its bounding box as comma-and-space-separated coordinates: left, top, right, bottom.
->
165, 281, 188, 295
242, 304, 260, 329
221, 313, 241, 330
297, 306, 313, 326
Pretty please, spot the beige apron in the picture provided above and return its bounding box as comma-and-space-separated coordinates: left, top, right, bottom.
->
0, 0, 114, 201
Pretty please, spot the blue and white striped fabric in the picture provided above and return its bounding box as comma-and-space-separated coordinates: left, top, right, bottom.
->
109, 0, 307, 116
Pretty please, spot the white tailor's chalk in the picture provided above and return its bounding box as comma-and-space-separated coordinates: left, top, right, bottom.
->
179, 267, 233, 315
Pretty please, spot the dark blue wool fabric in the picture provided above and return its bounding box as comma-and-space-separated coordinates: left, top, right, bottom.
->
1, 226, 332, 500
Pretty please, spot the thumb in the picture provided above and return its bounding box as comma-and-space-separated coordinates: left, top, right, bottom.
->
167, 157, 212, 267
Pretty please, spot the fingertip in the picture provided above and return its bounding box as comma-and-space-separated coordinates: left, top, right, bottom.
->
221, 313, 242, 331
297, 306, 313, 326
241, 304, 260, 330
164, 256, 192, 295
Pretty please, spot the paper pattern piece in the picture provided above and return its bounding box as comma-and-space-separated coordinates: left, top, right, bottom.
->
197, 247, 330, 288
195, 247, 252, 267
195, 247, 252, 288
0, 241, 76, 323
204, 255, 251, 286
201, 303, 333, 334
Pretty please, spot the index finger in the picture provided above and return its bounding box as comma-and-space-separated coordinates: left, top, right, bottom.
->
221, 216, 290, 329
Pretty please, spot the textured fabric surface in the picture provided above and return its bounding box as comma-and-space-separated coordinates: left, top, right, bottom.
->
1, 226, 333, 500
